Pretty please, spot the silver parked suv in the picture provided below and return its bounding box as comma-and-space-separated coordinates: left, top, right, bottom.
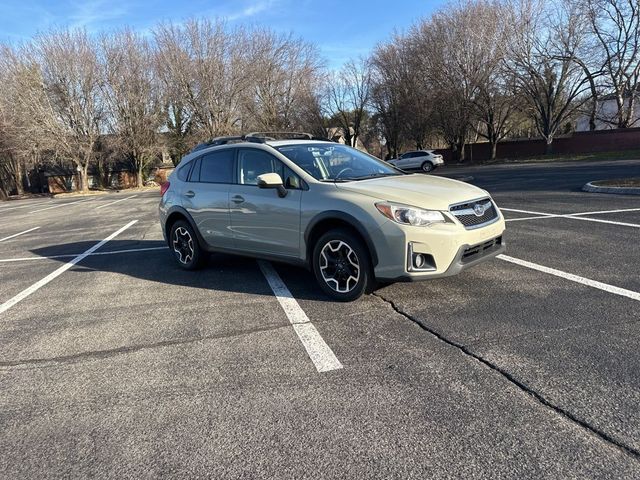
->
159, 133, 505, 301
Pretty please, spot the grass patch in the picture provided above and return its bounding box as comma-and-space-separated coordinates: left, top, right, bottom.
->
592, 178, 640, 187
481, 149, 640, 165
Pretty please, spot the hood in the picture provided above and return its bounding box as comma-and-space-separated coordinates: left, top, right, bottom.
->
335, 174, 488, 210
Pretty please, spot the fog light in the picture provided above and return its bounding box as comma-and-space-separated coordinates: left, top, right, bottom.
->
407, 243, 437, 272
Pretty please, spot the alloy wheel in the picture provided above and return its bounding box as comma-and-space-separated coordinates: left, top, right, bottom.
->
172, 226, 194, 264
319, 240, 361, 293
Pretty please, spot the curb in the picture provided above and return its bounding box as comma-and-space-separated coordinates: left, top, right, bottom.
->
582, 181, 640, 195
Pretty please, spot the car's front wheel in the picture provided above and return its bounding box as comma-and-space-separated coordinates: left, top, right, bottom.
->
312, 229, 372, 301
170, 220, 204, 270
421, 161, 434, 172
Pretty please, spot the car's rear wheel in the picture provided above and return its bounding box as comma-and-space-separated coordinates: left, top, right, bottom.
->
313, 229, 372, 301
421, 161, 434, 172
170, 220, 204, 270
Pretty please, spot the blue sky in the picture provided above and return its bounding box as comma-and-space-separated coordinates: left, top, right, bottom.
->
0, 0, 445, 67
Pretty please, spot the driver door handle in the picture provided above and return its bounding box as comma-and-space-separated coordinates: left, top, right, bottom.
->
231, 195, 245, 204
184, 190, 195, 198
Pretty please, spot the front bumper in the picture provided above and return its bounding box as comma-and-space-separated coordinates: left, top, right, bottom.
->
371, 213, 506, 282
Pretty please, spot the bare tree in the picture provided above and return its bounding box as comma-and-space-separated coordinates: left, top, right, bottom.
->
0, 45, 47, 195
410, 1, 510, 161
506, 0, 591, 153
243, 30, 324, 131
326, 57, 372, 147
101, 30, 163, 186
370, 39, 408, 158
154, 19, 253, 141
586, 0, 640, 128
18, 29, 105, 193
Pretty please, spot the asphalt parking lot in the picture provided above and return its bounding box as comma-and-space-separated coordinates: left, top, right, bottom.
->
1, 158, 640, 478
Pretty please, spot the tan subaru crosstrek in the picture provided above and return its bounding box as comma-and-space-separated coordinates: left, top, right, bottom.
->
159, 133, 506, 301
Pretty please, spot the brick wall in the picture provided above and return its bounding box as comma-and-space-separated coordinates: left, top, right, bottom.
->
436, 127, 640, 163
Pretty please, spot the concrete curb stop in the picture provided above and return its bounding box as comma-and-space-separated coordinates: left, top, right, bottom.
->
582, 181, 640, 196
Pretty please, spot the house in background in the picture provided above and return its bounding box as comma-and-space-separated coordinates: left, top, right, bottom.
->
576, 89, 640, 131
326, 127, 369, 152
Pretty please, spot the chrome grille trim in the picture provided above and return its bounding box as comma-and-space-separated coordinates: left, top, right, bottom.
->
449, 197, 499, 230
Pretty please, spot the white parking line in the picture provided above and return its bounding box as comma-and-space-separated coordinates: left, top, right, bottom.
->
498, 254, 640, 302
499, 207, 555, 216
95, 195, 138, 210
0, 221, 138, 315
29, 199, 88, 214
0, 246, 167, 263
505, 215, 561, 222
563, 216, 640, 228
0, 227, 40, 243
502, 207, 640, 228
258, 260, 343, 373
570, 207, 640, 216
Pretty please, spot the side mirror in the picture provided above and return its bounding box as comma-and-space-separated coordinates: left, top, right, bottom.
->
257, 173, 287, 198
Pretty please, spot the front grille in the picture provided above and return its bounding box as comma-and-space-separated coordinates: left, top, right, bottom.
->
461, 236, 502, 263
450, 198, 498, 229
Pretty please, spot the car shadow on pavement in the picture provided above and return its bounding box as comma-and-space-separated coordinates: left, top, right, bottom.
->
30, 240, 335, 302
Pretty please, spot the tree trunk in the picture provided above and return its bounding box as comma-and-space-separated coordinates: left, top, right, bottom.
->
80, 164, 90, 193
490, 140, 498, 161
457, 140, 466, 163
137, 168, 144, 188
14, 160, 24, 196
545, 137, 553, 155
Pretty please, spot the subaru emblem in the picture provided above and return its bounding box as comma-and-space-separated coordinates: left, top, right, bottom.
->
473, 203, 486, 216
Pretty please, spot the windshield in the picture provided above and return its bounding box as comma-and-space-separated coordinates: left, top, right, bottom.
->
275, 144, 402, 181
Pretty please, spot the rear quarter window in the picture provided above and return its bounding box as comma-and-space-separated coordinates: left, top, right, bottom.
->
176, 161, 193, 181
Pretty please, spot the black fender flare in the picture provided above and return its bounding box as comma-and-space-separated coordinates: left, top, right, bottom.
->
304, 210, 379, 266
164, 206, 209, 251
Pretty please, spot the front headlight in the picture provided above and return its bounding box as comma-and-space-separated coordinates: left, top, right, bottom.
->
375, 202, 446, 226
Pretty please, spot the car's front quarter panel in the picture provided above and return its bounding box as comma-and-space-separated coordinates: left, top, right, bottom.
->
299, 184, 389, 263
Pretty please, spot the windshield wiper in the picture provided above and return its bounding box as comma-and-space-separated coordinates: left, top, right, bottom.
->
351, 173, 402, 180
319, 178, 351, 183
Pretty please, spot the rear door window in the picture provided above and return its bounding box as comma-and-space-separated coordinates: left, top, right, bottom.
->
196, 150, 235, 184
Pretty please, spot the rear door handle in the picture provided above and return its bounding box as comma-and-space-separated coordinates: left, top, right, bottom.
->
184, 190, 195, 198
231, 195, 245, 204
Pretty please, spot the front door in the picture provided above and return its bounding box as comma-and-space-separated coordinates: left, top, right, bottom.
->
229, 148, 302, 258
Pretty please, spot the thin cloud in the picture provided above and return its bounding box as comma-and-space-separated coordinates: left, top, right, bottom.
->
225, 0, 277, 21
69, 0, 129, 30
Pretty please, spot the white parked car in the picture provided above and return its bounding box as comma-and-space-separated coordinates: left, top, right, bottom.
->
387, 150, 444, 172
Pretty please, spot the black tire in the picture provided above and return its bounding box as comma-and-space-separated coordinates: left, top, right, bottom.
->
421, 161, 434, 172
312, 228, 373, 301
169, 220, 204, 270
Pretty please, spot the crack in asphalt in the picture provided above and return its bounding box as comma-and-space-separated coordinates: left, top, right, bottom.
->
0, 323, 292, 370
372, 291, 640, 462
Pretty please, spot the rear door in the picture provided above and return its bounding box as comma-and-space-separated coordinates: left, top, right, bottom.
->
228, 148, 302, 258
181, 149, 235, 249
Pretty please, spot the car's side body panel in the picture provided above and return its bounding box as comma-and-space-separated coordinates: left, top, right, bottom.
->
229, 184, 302, 257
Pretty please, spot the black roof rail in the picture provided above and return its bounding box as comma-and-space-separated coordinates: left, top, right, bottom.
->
247, 131, 333, 141
189, 131, 334, 154
189, 134, 265, 154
